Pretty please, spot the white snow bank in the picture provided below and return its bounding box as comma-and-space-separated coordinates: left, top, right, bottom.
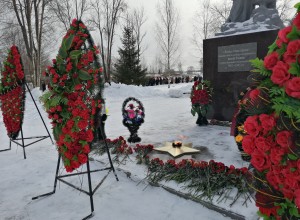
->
104, 82, 193, 100
168, 89, 183, 98
30, 87, 43, 101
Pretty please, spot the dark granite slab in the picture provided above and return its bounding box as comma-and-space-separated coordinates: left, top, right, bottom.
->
203, 30, 279, 121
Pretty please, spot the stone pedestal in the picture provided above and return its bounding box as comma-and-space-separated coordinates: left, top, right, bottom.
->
203, 29, 279, 121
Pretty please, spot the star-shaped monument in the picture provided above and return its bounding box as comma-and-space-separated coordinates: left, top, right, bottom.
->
154, 141, 200, 158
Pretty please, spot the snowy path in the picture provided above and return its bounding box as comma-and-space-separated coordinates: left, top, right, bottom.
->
0, 83, 257, 219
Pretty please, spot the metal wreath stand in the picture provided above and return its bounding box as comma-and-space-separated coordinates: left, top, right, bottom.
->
32, 24, 118, 219
32, 119, 118, 220
0, 81, 54, 158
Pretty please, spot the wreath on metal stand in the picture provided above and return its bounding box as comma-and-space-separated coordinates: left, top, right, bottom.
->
122, 97, 145, 143
33, 19, 118, 220
0, 46, 26, 140
0, 46, 53, 158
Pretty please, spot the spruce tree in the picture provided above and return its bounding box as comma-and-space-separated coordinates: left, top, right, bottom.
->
114, 24, 147, 85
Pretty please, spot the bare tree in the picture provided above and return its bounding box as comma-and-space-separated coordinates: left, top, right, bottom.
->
193, 0, 227, 41
277, 0, 294, 24
0, 0, 51, 87
131, 6, 147, 62
48, 0, 90, 31
0, 20, 25, 65
191, 0, 216, 61
192, 0, 231, 69
90, 0, 127, 83
210, 0, 232, 24
155, 0, 180, 71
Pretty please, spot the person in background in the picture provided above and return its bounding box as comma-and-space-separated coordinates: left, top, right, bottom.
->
41, 81, 46, 92
185, 76, 189, 83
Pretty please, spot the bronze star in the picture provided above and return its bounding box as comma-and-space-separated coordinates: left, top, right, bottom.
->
154, 141, 200, 158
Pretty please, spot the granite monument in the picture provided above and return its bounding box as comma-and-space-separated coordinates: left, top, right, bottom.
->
204, 0, 282, 121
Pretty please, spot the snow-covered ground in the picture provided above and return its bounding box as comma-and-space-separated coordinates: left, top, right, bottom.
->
0, 83, 257, 220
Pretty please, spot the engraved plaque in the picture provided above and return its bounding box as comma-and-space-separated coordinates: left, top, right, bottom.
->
218, 42, 257, 72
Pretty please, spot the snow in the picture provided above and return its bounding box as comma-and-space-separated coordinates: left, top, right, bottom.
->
0, 83, 257, 220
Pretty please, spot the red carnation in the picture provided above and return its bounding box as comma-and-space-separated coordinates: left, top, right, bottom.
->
258, 206, 279, 218
65, 166, 73, 172
270, 146, 286, 165
259, 114, 276, 133
285, 172, 299, 189
271, 61, 290, 86
276, 131, 293, 149
66, 119, 74, 128
249, 89, 260, 101
266, 170, 279, 190
86, 129, 94, 142
283, 53, 296, 64
293, 13, 300, 30
79, 23, 86, 29
244, 115, 261, 137
278, 26, 292, 44
77, 120, 88, 130
286, 40, 300, 56
64, 151, 73, 160
70, 160, 80, 169
242, 135, 256, 154
282, 188, 294, 201
285, 77, 300, 99
75, 84, 82, 91
71, 19, 78, 27
72, 108, 81, 117
66, 62, 72, 72
264, 52, 279, 70
255, 136, 271, 153
251, 150, 271, 172
82, 145, 90, 154
78, 154, 88, 164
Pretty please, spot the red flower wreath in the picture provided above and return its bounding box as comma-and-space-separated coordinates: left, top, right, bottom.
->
42, 19, 103, 172
243, 4, 300, 219
190, 80, 212, 117
0, 46, 25, 139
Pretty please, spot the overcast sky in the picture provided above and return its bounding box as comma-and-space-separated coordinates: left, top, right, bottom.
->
48, 0, 298, 72
114, 0, 201, 71
112, 0, 299, 71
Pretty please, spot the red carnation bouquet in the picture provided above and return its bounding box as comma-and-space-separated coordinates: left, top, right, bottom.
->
190, 80, 212, 125
42, 19, 103, 172
0, 46, 25, 139
243, 3, 300, 219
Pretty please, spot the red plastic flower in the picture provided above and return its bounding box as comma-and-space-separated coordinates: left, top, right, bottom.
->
278, 26, 292, 44
264, 52, 279, 70
0, 46, 25, 139
244, 115, 261, 137
276, 131, 293, 149
43, 19, 103, 172
271, 61, 290, 86
285, 77, 300, 99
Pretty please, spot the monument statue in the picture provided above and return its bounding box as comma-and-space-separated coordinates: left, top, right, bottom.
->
227, 0, 277, 23
227, 0, 253, 23
253, 0, 276, 9
218, 0, 282, 36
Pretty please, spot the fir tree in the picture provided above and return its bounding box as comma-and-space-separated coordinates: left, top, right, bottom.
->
114, 24, 147, 85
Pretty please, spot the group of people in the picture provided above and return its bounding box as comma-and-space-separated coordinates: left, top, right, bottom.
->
147, 76, 200, 86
